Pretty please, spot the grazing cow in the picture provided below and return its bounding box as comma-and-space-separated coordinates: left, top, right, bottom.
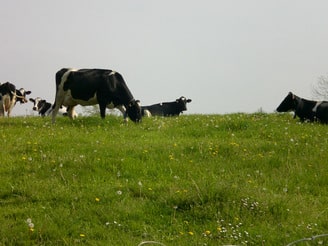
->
52, 68, 142, 123
276, 92, 328, 123
0, 82, 31, 117
29, 97, 74, 117
141, 96, 192, 117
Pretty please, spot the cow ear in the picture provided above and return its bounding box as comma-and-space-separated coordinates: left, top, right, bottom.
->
288, 92, 294, 99
187, 99, 192, 103
29, 98, 35, 103
290, 93, 295, 100
26, 91, 32, 95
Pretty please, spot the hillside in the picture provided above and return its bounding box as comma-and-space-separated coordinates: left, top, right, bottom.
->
0, 114, 327, 245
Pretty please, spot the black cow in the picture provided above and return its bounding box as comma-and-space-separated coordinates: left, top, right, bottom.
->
141, 96, 192, 117
52, 68, 142, 123
29, 97, 74, 117
0, 82, 31, 117
276, 92, 328, 123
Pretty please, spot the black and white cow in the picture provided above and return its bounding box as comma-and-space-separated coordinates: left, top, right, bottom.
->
141, 96, 192, 117
29, 97, 75, 117
0, 82, 31, 117
276, 92, 328, 123
52, 68, 142, 123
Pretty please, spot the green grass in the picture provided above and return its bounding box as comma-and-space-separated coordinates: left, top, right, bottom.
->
0, 114, 327, 245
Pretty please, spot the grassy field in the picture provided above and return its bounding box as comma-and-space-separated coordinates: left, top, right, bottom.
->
0, 113, 327, 245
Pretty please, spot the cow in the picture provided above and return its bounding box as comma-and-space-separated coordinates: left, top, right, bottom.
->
51, 68, 142, 123
276, 92, 328, 123
141, 96, 192, 117
29, 97, 75, 117
0, 82, 31, 117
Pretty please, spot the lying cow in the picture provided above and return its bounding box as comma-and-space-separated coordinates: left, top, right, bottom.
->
29, 97, 76, 117
0, 82, 31, 117
52, 68, 142, 123
276, 92, 328, 123
141, 96, 192, 117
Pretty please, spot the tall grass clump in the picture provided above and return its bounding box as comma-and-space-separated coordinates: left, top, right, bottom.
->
0, 113, 327, 245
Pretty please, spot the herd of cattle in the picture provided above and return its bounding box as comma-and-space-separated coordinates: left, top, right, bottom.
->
1, 68, 328, 124
0, 68, 192, 122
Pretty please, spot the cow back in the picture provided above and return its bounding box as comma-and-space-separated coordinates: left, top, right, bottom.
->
0, 82, 16, 100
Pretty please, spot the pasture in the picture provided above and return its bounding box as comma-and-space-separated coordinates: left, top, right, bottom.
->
0, 114, 327, 245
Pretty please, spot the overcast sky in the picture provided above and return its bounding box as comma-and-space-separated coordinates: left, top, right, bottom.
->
2, 0, 328, 116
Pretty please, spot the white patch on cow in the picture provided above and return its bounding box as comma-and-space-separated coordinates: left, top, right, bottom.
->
109, 71, 116, 76
312, 101, 323, 112
143, 109, 152, 117
60, 68, 77, 89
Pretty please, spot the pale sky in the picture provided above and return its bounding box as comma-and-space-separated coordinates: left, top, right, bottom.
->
2, 0, 328, 116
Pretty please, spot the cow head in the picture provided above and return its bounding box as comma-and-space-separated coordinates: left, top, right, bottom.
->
276, 92, 296, 112
126, 99, 142, 123
29, 97, 45, 111
15, 88, 32, 104
176, 96, 192, 111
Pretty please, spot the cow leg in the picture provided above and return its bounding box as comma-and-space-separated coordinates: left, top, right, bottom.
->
67, 106, 77, 119
116, 105, 128, 122
52, 97, 65, 123
6, 105, 14, 118
99, 103, 106, 119
3, 96, 15, 118
143, 109, 152, 117
52, 104, 60, 123
52, 89, 67, 123
72, 108, 78, 119
0, 105, 4, 117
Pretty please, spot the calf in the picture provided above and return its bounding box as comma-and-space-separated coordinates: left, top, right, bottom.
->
276, 92, 328, 123
29, 97, 74, 117
52, 68, 142, 123
141, 96, 192, 117
0, 82, 31, 117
